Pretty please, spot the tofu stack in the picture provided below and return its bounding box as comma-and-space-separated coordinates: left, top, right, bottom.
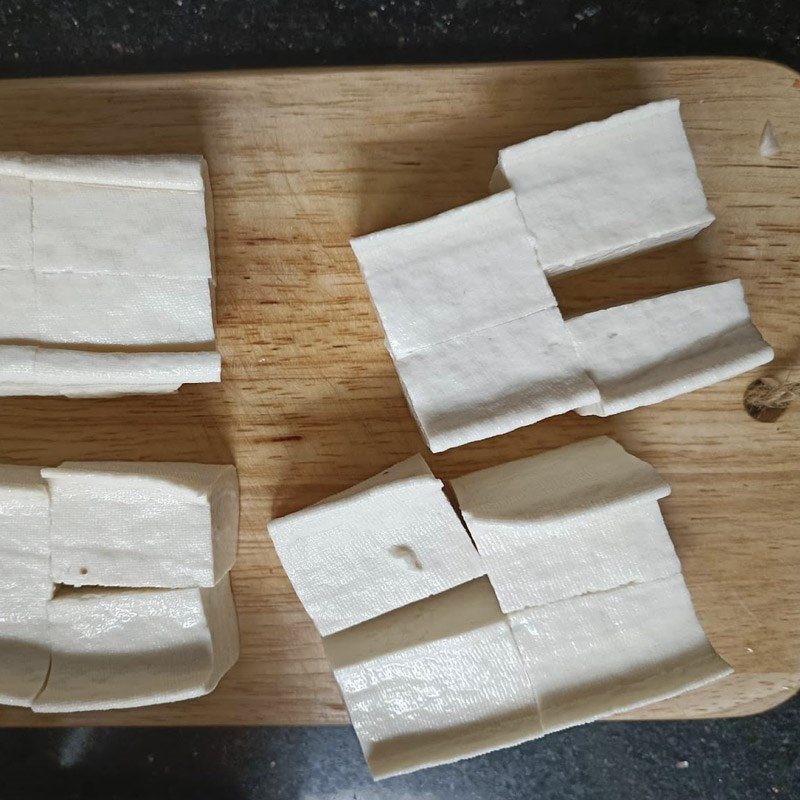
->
0, 461, 240, 712
0, 153, 220, 397
268, 439, 732, 780
351, 99, 773, 451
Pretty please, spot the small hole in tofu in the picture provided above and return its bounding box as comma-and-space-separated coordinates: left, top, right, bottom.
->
79, 567, 88, 576
390, 544, 423, 570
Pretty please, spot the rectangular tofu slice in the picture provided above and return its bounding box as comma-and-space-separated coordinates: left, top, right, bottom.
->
451, 436, 674, 611
0, 175, 31, 268
508, 575, 733, 733
394, 308, 600, 452
0, 465, 53, 707
269, 455, 484, 636
32, 180, 212, 279
351, 191, 555, 358
33, 576, 239, 712
324, 578, 542, 779
35, 273, 215, 347
567, 280, 774, 416
0, 346, 220, 397
496, 99, 714, 275
43, 462, 239, 589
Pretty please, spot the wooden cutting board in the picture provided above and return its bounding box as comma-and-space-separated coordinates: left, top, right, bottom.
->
0, 57, 798, 727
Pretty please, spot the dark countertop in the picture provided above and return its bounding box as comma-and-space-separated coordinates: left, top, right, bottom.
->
1, 0, 799, 78
1, 2, 798, 799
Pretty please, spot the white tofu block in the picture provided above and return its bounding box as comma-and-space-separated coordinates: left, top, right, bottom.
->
43, 462, 239, 588
33, 576, 240, 712
0, 346, 220, 397
3, 153, 206, 192
32, 180, 212, 279
351, 191, 555, 358
451, 436, 673, 611
394, 309, 601, 452
0, 465, 53, 707
34, 273, 215, 347
324, 578, 542, 779
452, 435, 669, 521
567, 280, 774, 417
497, 99, 715, 275
0, 176, 32, 268
269, 454, 484, 636
0, 271, 38, 340
508, 575, 733, 733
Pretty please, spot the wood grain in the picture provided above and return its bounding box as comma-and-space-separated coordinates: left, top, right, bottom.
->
0, 57, 798, 726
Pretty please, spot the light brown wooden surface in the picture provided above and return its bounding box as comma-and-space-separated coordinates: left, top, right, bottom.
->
0, 57, 798, 727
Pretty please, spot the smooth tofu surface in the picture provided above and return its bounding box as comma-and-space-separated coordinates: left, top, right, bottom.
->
394, 308, 600, 452
567, 279, 775, 416
34, 577, 239, 713
34, 273, 215, 347
44, 462, 239, 589
0, 176, 31, 268
269, 455, 484, 636
32, 181, 211, 278
498, 99, 715, 274
324, 578, 542, 779
0, 465, 53, 707
509, 575, 733, 733
352, 191, 555, 358
458, 501, 681, 612
0, 270, 38, 340
451, 435, 669, 522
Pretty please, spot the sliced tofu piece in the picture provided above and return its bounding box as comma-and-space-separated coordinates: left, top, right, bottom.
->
0, 347, 220, 397
324, 578, 542, 780
394, 308, 600, 452
268, 454, 484, 636
33, 576, 239, 712
0, 175, 31, 268
567, 280, 774, 417
32, 180, 211, 279
18, 153, 206, 191
351, 191, 555, 358
497, 99, 714, 275
0, 465, 53, 707
508, 575, 733, 733
0, 270, 38, 340
451, 436, 674, 611
43, 462, 239, 589
35, 273, 215, 347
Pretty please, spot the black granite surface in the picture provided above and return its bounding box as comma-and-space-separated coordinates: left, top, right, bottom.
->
0, 0, 799, 78
0, 2, 798, 799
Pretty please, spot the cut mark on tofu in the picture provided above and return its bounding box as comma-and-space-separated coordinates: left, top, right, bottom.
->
390, 544, 423, 571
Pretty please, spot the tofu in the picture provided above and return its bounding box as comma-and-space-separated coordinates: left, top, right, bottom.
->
0, 152, 219, 397
351, 191, 598, 451
508, 575, 733, 732
43, 462, 239, 589
268, 454, 484, 636
34, 273, 214, 348
32, 180, 212, 279
351, 191, 555, 358
324, 578, 542, 779
393, 309, 600, 452
33, 576, 239, 712
0, 346, 220, 397
0, 465, 53, 707
0, 175, 31, 268
496, 99, 714, 275
567, 280, 774, 416
451, 436, 675, 611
